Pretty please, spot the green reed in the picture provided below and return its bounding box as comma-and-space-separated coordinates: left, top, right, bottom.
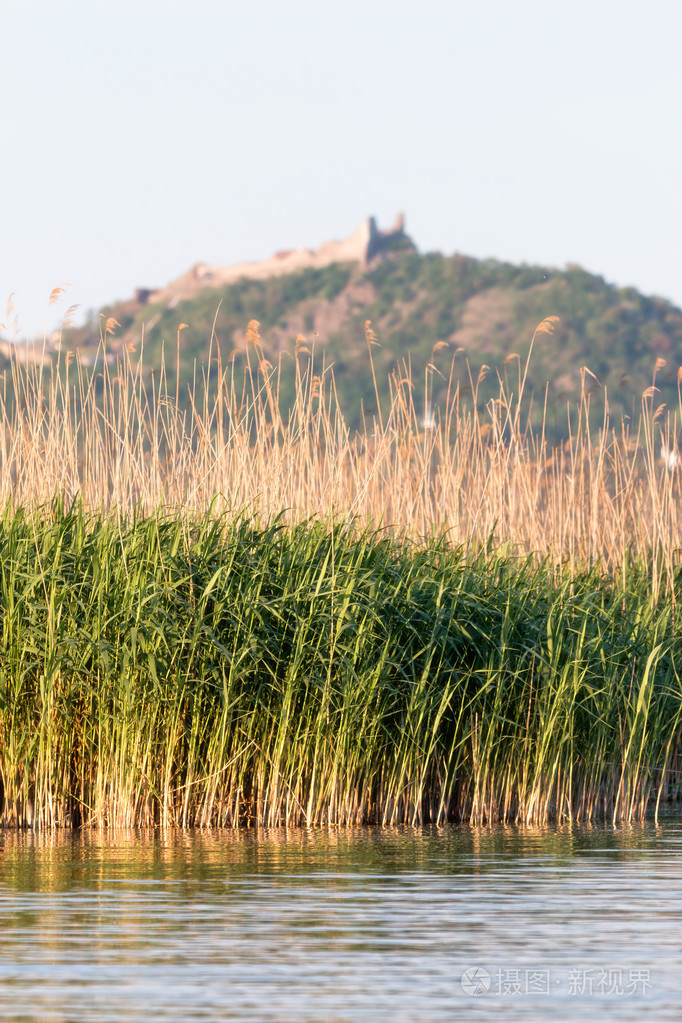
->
0, 501, 680, 828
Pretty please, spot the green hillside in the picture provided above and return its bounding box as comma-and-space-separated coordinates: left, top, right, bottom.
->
67, 247, 682, 438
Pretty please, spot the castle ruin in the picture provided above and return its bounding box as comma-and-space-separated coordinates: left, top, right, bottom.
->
136, 215, 410, 308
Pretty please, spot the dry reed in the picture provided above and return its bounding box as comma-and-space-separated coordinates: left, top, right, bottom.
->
0, 317, 680, 591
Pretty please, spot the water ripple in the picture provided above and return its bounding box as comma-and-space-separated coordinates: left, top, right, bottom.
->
0, 820, 680, 1021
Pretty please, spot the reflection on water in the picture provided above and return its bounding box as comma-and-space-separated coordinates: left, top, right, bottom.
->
0, 819, 680, 1021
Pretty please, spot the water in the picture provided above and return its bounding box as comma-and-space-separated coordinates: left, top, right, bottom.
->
0, 819, 681, 1021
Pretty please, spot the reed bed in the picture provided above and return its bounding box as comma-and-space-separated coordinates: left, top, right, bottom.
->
0, 505, 680, 829
0, 317, 681, 827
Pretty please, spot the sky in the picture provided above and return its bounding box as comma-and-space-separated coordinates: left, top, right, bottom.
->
3, 0, 682, 338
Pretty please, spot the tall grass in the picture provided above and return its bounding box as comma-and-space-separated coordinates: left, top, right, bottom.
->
0, 316, 681, 827
0, 318, 680, 591
0, 505, 680, 829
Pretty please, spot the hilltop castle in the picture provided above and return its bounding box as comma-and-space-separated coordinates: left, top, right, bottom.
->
135, 215, 410, 308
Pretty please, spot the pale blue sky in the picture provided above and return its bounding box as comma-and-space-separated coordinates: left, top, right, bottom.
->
3, 0, 681, 336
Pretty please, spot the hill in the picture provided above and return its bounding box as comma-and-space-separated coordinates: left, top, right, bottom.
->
63, 218, 682, 438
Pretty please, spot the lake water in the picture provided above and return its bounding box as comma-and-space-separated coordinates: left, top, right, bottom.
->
0, 819, 680, 1021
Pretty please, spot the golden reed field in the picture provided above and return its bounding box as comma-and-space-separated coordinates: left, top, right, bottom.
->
2, 314, 681, 592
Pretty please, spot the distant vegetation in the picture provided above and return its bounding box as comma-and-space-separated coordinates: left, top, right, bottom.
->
2, 318, 682, 587
65, 248, 682, 439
